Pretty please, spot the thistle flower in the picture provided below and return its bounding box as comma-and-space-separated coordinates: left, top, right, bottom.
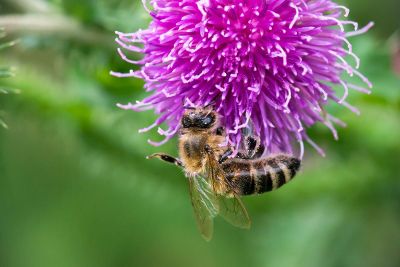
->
112, 0, 373, 157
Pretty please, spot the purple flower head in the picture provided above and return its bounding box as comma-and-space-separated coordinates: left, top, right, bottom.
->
112, 0, 373, 157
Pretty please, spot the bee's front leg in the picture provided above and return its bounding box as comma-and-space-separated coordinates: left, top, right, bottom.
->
204, 144, 213, 154
205, 144, 231, 164
218, 149, 233, 164
215, 126, 225, 136
147, 153, 183, 168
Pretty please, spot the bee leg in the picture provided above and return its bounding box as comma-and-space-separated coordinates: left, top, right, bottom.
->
216, 126, 225, 136
218, 149, 233, 164
236, 151, 250, 159
146, 153, 183, 168
236, 136, 264, 159
252, 143, 265, 159
204, 144, 213, 154
245, 136, 259, 158
234, 136, 257, 159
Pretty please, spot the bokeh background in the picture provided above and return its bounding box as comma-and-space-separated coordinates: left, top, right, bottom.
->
0, 0, 399, 266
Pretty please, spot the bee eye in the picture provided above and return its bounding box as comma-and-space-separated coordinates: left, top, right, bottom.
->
199, 115, 215, 128
202, 116, 212, 126
182, 116, 191, 128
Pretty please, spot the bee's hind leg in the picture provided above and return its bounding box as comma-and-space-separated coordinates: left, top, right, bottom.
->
237, 136, 265, 159
252, 141, 265, 159
147, 153, 183, 168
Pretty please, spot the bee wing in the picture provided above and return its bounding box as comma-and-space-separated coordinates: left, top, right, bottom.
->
204, 148, 251, 229
216, 194, 251, 229
188, 175, 218, 241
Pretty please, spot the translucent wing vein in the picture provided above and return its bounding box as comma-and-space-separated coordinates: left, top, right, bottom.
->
188, 176, 218, 241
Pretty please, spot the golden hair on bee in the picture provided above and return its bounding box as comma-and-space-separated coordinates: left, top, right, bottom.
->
147, 106, 301, 240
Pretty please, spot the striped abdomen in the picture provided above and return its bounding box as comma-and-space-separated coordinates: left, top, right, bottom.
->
221, 155, 301, 195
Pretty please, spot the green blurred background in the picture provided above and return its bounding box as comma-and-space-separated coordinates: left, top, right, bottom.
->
0, 0, 399, 266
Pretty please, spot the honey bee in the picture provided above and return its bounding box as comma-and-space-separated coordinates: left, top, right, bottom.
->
147, 106, 301, 240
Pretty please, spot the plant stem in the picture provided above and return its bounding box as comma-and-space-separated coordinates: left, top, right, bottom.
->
3, 0, 53, 14
0, 14, 114, 48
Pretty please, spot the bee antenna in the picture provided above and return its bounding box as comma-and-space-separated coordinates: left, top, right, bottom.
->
183, 97, 197, 109
204, 100, 216, 109
183, 106, 196, 110
204, 95, 219, 109
204, 102, 213, 108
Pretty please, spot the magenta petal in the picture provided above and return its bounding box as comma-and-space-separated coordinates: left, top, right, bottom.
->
113, 0, 372, 157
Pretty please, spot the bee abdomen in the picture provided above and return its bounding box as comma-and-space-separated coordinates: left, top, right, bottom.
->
253, 155, 301, 194
222, 161, 255, 195
222, 155, 300, 196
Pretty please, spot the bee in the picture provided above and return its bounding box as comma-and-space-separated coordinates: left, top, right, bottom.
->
147, 106, 301, 240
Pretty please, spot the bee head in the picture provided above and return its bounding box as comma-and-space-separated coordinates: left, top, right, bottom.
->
181, 107, 217, 130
